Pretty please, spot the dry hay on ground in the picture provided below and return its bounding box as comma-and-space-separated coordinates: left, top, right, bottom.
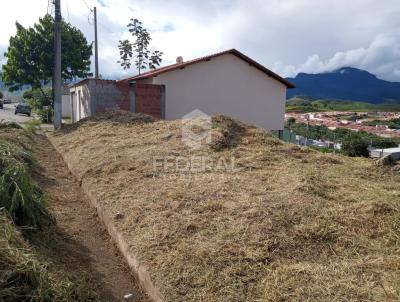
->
50, 111, 400, 302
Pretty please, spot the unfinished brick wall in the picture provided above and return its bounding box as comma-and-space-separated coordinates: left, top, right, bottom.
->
134, 84, 164, 119
70, 79, 165, 121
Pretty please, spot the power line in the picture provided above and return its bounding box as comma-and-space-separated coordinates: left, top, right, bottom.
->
80, 0, 93, 12
88, 10, 94, 25
66, 0, 70, 23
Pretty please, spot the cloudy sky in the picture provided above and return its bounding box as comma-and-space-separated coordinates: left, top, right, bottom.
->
0, 0, 399, 81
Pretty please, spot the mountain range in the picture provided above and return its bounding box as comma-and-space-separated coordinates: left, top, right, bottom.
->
286, 67, 400, 103
2, 67, 400, 104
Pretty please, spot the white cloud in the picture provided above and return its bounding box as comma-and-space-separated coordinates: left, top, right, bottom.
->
0, 0, 399, 81
274, 34, 400, 81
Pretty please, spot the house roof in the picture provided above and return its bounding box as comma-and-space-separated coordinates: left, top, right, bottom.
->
120, 49, 295, 88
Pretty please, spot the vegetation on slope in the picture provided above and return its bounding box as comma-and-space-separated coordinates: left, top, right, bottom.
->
287, 122, 399, 149
363, 118, 400, 129
0, 124, 95, 301
0, 138, 54, 229
51, 111, 400, 301
0, 213, 70, 301
286, 97, 400, 112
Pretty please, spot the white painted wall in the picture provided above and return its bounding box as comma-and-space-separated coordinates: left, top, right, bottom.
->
70, 82, 92, 122
143, 53, 287, 129
61, 94, 71, 118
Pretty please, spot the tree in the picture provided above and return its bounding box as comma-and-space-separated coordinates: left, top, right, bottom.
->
2, 14, 92, 95
341, 132, 370, 157
24, 88, 52, 109
0, 91, 3, 99
118, 18, 163, 74
286, 117, 296, 129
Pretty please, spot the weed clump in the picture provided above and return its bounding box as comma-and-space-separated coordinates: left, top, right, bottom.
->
0, 213, 79, 301
0, 139, 54, 229
0, 122, 22, 130
210, 115, 246, 151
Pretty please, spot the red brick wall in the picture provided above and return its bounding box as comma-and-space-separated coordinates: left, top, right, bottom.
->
135, 84, 162, 118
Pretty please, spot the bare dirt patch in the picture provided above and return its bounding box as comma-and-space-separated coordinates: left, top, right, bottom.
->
49, 111, 400, 301
31, 134, 147, 302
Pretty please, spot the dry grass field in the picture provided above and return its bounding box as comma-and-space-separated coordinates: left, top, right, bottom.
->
50, 111, 400, 301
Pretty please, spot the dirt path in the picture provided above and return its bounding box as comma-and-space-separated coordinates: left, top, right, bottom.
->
31, 134, 147, 302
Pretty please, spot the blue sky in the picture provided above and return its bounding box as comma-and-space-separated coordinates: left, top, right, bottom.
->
0, 0, 399, 81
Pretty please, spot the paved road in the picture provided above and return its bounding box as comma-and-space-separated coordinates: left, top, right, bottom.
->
0, 103, 34, 124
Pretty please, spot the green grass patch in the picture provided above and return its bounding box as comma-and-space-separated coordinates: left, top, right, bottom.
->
23, 119, 42, 135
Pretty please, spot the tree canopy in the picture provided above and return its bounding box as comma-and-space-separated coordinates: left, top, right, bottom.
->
2, 14, 92, 91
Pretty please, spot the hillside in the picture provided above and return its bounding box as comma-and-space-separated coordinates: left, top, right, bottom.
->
286, 67, 400, 103
50, 111, 400, 301
286, 97, 400, 112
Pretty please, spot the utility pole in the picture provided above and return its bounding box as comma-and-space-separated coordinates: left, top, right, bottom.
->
94, 6, 99, 78
53, 0, 62, 129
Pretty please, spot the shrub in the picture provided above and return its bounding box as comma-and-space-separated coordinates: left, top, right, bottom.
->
37, 107, 53, 124
341, 132, 370, 157
24, 119, 42, 134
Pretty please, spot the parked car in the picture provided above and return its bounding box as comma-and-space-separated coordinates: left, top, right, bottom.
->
15, 103, 32, 116
0, 99, 3, 109
2, 98, 11, 104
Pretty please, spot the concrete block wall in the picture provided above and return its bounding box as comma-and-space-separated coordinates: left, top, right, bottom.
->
92, 80, 131, 113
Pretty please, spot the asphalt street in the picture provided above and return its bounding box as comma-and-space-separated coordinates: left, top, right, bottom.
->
0, 103, 34, 124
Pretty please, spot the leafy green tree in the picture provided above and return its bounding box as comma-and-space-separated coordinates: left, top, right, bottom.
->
24, 88, 52, 109
22, 90, 33, 100
286, 117, 296, 128
341, 132, 370, 157
2, 14, 92, 97
118, 18, 163, 74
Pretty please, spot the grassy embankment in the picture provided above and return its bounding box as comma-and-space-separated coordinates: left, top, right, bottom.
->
0, 123, 94, 301
51, 111, 400, 301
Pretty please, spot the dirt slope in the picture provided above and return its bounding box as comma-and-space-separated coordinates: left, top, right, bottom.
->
49, 112, 400, 301
32, 134, 147, 302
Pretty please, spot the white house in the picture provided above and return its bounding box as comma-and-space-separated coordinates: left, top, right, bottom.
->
69, 49, 294, 129
122, 49, 294, 130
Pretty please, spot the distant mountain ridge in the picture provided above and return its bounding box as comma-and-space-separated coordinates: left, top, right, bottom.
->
286, 67, 400, 103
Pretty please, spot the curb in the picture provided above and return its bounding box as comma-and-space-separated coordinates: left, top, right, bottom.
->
48, 136, 165, 302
